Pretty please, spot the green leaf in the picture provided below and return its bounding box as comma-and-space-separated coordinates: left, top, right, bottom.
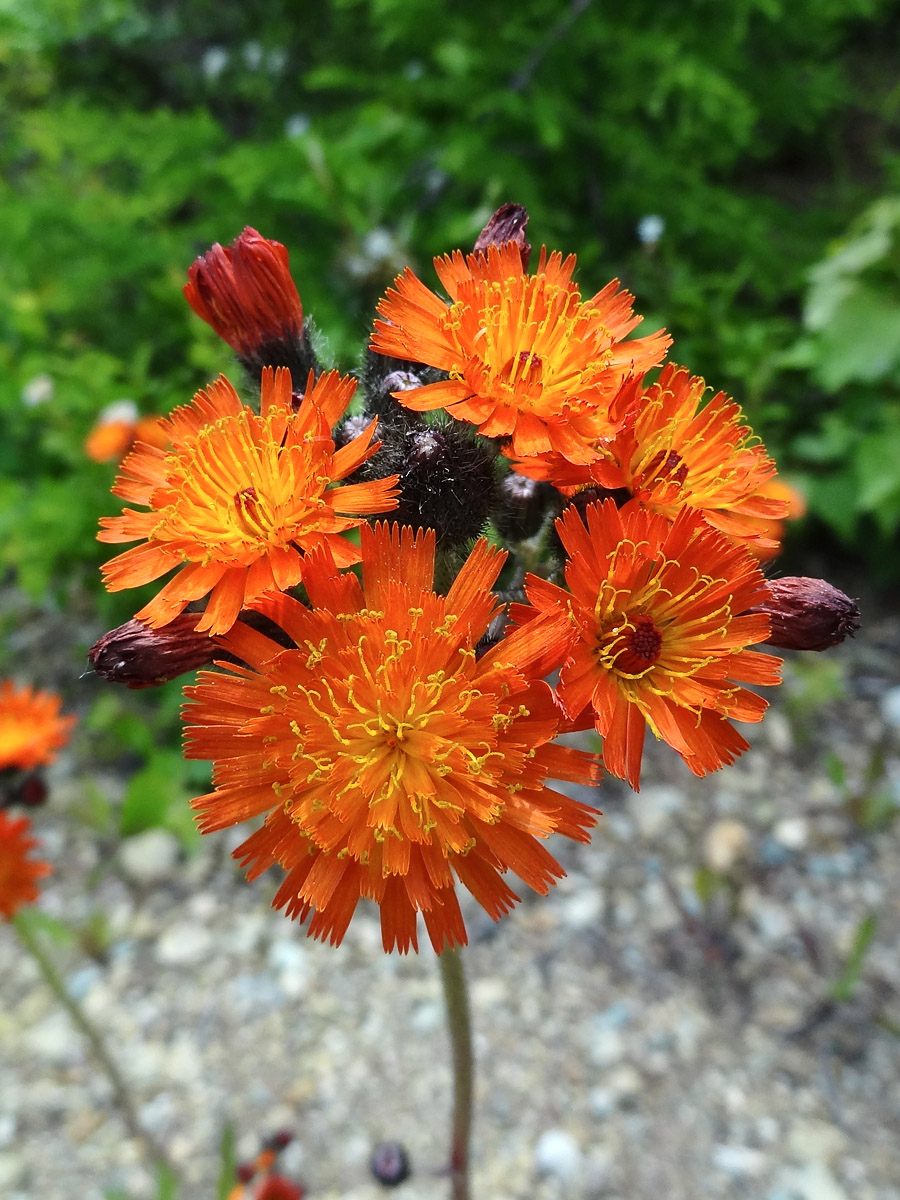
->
829, 914, 877, 1003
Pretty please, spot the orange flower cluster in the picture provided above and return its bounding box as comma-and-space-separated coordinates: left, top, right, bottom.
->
90, 213, 845, 951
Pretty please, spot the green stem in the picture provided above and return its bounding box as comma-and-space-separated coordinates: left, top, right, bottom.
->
14, 911, 178, 1183
438, 944, 474, 1200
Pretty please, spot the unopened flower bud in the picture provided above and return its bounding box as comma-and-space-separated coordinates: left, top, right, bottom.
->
18, 775, 49, 808
184, 227, 317, 381
88, 615, 216, 688
493, 473, 555, 541
474, 202, 532, 270
750, 577, 860, 651
370, 1141, 411, 1187
253, 1176, 305, 1200
391, 421, 499, 548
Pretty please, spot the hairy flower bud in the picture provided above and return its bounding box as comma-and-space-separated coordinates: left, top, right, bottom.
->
493, 473, 555, 541
88, 615, 216, 688
369, 418, 500, 548
184, 227, 318, 381
474, 202, 532, 270
750, 577, 860, 652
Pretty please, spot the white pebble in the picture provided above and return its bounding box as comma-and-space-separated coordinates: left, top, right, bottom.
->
534, 1129, 583, 1182
119, 829, 180, 886
880, 685, 900, 728
778, 1161, 849, 1200
712, 1144, 767, 1178
704, 819, 751, 873
155, 922, 214, 966
773, 817, 808, 849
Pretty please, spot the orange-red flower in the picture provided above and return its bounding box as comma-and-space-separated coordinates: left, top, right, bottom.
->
99, 367, 399, 636
0, 811, 51, 919
184, 523, 599, 953
744, 478, 807, 561
0, 681, 75, 771
513, 365, 789, 551
184, 227, 303, 359
371, 242, 669, 462
513, 501, 782, 790
85, 401, 168, 464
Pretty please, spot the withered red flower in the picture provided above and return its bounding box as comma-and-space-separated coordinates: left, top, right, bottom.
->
748, 577, 860, 651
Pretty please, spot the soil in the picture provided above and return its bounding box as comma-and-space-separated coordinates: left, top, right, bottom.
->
1, 587, 899, 1200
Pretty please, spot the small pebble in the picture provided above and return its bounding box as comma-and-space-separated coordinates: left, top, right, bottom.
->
773, 817, 808, 850
712, 1144, 767, 1178
370, 1141, 410, 1187
154, 921, 214, 966
704, 819, 751, 873
533, 1129, 583, 1182
879, 684, 900, 728
119, 829, 181, 886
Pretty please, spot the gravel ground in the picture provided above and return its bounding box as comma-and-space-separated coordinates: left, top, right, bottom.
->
2, 598, 899, 1200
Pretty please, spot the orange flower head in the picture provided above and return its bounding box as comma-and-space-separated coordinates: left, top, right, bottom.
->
0, 811, 51, 919
184, 523, 600, 953
98, 367, 399, 635
85, 401, 168, 463
513, 500, 782, 790
744, 478, 807, 561
513, 366, 789, 550
184, 227, 304, 360
0, 681, 75, 771
371, 242, 670, 463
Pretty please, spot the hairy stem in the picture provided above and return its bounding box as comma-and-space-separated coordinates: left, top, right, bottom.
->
438, 944, 474, 1200
14, 911, 178, 1182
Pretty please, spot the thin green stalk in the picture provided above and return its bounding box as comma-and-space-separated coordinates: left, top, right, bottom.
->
14, 911, 178, 1183
438, 944, 474, 1200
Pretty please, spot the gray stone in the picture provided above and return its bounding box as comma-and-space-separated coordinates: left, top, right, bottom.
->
534, 1129, 583, 1182
154, 921, 214, 966
119, 829, 181, 886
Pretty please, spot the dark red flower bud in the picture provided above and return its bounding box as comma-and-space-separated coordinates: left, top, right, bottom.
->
88, 615, 216, 688
474, 203, 532, 270
266, 1129, 294, 1152
184, 228, 317, 381
18, 775, 48, 808
749, 577, 860, 652
235, 1161, 256, 1184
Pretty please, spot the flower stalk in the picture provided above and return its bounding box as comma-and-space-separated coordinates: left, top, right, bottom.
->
13, 910, 178, 1184
438, 945, 474, 1200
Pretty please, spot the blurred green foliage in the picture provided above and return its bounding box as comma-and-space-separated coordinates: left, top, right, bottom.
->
2, 0, 900, 613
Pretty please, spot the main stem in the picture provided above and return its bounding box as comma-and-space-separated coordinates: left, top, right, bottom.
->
438, 944, 474, 1200
14, 912, 178, 1183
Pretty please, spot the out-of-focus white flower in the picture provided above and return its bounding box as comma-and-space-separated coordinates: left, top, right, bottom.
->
243, 41, 263, 70
21, 373, 54, 408
267, 47, 287, 73
97, 399, 139, 426
202, 46, 228, 80
637, 214, 665, 246
285, 113, 310, 139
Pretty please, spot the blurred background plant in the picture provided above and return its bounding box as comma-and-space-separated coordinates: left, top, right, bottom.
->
2, 0, 900, 615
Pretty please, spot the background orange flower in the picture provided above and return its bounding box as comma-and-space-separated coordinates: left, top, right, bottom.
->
0, 681, 75, 771
0, 811, 51, 919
